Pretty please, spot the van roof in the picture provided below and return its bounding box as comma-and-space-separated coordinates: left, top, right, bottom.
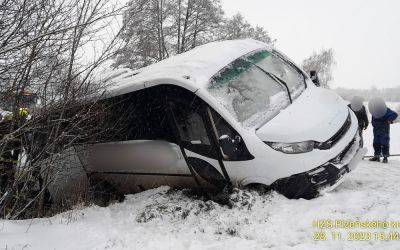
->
103, 39, 269, 97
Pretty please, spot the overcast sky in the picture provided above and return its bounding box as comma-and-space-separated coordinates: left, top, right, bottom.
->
221, 0, 400, 89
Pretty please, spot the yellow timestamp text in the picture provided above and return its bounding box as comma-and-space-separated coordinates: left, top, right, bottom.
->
313, 231, 400, 241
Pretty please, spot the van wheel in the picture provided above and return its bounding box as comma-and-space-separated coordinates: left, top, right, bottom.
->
245, 183, 272, 195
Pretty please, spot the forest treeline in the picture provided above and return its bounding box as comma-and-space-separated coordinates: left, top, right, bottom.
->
335, 86, 400, 102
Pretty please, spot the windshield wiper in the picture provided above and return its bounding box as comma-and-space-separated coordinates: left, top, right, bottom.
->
272, 51, 307, 89
243, 59, 292, 103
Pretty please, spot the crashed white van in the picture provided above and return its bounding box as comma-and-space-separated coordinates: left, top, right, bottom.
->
83, 39, 366, 199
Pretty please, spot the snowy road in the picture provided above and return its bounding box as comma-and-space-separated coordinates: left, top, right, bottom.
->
2, 159, 400, 249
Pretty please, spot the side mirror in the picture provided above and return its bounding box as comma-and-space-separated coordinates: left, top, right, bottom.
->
309, 70, 320, 87
218, 134, 242, 158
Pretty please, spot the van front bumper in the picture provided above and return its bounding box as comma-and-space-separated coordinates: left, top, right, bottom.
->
272, 133, 366, 199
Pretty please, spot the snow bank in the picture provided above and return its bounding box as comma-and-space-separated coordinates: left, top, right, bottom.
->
2, 159, 400, 249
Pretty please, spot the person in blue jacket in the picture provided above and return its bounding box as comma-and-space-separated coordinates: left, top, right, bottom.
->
368, 97, 398, 163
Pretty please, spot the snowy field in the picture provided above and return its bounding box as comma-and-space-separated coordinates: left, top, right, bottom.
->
1, 104, 400, 250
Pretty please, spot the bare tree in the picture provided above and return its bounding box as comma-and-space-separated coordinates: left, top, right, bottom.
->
113, 2, 276, 70
177, 0, 224, 52
218, 13, 275, 45
112, 0, 172, 69
113, 0, 225, 69
302, 48, 336, 88
0, 0, 125, 219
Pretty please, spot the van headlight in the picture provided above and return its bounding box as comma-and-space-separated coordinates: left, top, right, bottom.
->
265, 141, 315, 154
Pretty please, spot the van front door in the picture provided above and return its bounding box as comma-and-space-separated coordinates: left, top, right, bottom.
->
168, 99, 230, 189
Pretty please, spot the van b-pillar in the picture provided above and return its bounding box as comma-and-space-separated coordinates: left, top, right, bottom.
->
166, 100, 204, 190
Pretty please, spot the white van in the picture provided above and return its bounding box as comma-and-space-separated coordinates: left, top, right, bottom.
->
80, 39, 366, 200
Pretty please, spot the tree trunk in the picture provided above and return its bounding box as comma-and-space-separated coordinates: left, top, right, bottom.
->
192, 12, 199, 49
156, 0, 163, 60
176, 0, 181, 54
180, 0, 192, 53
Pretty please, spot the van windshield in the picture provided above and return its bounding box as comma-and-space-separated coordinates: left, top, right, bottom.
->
208, 50, 305, 128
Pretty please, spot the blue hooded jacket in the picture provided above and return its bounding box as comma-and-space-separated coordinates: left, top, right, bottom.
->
372, 108, 398, 145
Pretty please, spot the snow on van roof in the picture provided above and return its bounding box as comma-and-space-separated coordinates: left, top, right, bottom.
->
103, 39, 269, 97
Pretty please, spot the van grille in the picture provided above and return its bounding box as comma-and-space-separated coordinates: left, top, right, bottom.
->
317, 111, 351, 150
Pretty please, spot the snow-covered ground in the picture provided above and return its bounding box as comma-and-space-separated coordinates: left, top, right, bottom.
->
2, 159, 400, 249
1, 104, 400, 250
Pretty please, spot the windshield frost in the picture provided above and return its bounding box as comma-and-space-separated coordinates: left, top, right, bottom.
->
208, 50, 305, 128
251, 51, 305, 100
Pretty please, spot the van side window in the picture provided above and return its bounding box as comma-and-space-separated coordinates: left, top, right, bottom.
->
94, 88, 175, 144
210, 109, 254, 161
173, 103, 210, 145
210, 109, 235, 139
171, 101, 217, 159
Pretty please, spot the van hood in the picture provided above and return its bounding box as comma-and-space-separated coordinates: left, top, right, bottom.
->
256, 86, 349, 143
